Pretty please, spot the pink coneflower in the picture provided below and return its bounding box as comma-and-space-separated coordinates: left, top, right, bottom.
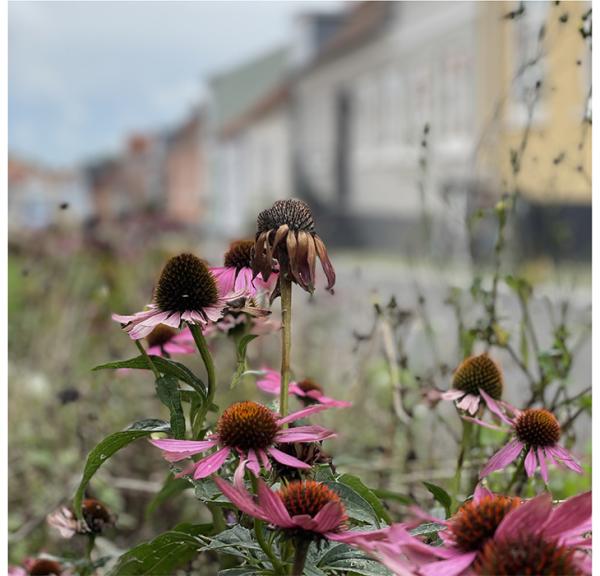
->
47, 498, 115, 538
343, 487, 591, 576
145, 324, 195, 356
150, 401, 335, 479
441, 354, 504, 415
256, 368, 352, 408
112, 253, 244, 340
210, 239, 277, 297
467, 391, 583, 482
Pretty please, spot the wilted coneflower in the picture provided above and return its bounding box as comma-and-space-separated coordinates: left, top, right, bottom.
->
150, 401, 335, 479
112, 253, 244, 340
210, 239, 277, 297
467, 393, 583, 482
253, 199, 335, 294
256, 368, 352, 408
442, 354, 504, 415
47, 498, 115, 539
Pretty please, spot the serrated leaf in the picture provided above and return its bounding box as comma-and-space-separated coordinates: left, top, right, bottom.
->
422, 482, 452, 518
109, 523, 211, 575
202, 525, 262, 559
73, 419, 169, 520
338, 474, 392, 524
155, 375, 185, 439
93, 355, 206, 397
325, 481, 380, 527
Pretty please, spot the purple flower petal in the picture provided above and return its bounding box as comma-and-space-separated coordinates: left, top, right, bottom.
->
479, 388, 514, 425
463, 415, 503, 431
313, 501, 346, 532
213, 476, 266, 520
192, 446, 231, 479
256, 480, 295, 528
547, 445, 583, 473
441, 389, 465, 401
495, 492, 553, 541
473, 483, 493, 502
277, 403, 330, 425
524, 447, 538, 477
246, 449, 261, 475
480, 439, 523, 478
419, 551, 478, 576
538, 447, 549, 483
543, 491, 591, 543
267, 447, 311, 469
275, 425, 336, 443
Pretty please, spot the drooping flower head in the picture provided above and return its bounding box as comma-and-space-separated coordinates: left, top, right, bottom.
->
112, 253, 244, 339
150, 401, 335, 479
253, 199, 335, 294
145, 324, 195, 356
14, 558, 64, 576
256, 368, 352, 408
468, 392, 583, 482
47, 498, 115, 539
442, 354, 503, 415
211, 239, 277, 297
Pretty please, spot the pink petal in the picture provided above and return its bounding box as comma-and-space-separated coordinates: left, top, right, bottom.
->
213, 476, 267, 520
463, 415, 503, 431
291, 514, 318, 531
192, 446, 231, 479
495, 492, 553, 541
256, 480, 295, 528
149, 438, 218, 453
524, 447, 538, 477
267, 447, 311, 469
313, 500, 346, 532
257, 448, 271, 471
480, 439, 523, 478
256, 370, 281, 394
543, 491, 591, 542
441, 389, 465, 401
473, 484, 493, 502
538, 447, 549, 483
275, 425, 336, 443
210, 267, 237, 295
419, 551, 478, 576
547, 445, 583, 473
246, 449, 261, 475
479, 389, 514, 425
277, 403, 330, 425
457, 393, 477, 412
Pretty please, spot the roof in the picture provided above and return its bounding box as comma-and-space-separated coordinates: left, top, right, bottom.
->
210, 47, 289, 132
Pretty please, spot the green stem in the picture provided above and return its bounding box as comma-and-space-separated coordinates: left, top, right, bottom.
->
452, 419, 472, 506
291, 538, 310, 576
255, 518, 283, 572
135, 340, 160, 379
207, 503, 225, 534
279, 274, 293, 423
189, 323, 216, 410
505, 451, 527, 494
85, 533, 96, 562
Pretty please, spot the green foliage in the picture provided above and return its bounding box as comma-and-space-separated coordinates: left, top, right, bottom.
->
422, 481, 452, 518
155, 376, 186, 439
231, 335, 259, 388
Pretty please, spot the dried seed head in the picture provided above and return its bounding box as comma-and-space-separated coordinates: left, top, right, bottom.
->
257, 199, 315, 234
474, 534, 583, 575
449, 495, 521, 551
296, 378, 324, 396
272, 442, 332, 480
278, 480, 346, 525
82, 499, 114, 534
145, 324, 177, 349
453, 354, 503, 400
224, 240, 254, 270
514, 408, 561, 447
154, 253, 218, 313
217, 401, 279, 450
26, 559, 63, 576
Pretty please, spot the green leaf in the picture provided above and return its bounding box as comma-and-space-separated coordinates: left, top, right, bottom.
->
422, 482, 452, 518
109, 523, 211, 575
145, 473, 191, 519
409, 521, 446, 537
317, 543, 391, 575
73, 419, 169, 520
371, 488, 412, 506
231, 335, 258, 389
202, 525, 262, 559
325, 481, 380, 527
519, 320, 529, 368
155, 375, 185, 439
93, 355, 206, 397
338, 474, 392, 524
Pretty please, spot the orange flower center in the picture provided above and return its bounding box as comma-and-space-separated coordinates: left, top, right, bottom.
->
278, 480, 346, 526
449, 495, 521, 551
217, 401, 278, 450
514, 409, 561, 447
453, 354, 503, 400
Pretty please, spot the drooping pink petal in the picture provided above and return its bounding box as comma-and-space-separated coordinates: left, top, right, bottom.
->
275, 425, 336, 443
192, 447, 231, 479
478, 388, 514, 425
213, 476, 267, 520
256, 448, 271, 471
495, 492, 553, 541
256, 480, 295, 528
473, 484, 493, 502
312, 500, 346, 532
547, 445, 583, 473
267, 447, 312, 469
457, 393, 477, 413
202, 304, 226, 323
537, 447, 549, 483
480, 439, 523, 478
210, 267, 237, 296
524, 447, 538, 477
463, 415, 504, 431
246, 449, 261, 475
292, 514, 318, 531
419, 551, 478, 576
441, 389, 465, 401
149, 438, 218, 453
542, 491, 591, 543
277, 403, 330, 425
256, 369, 282, 394
306, 391, 352, 407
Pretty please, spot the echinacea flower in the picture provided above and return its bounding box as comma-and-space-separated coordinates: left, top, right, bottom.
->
253, 199, 335, 294
10, 558, 65, 576
203, 298, 276, 338
441, 354, 503, 415
344, 487, 591, 576
256, 368, 352, 408
210, 239, 277, 297
112, 253, 244, 339
150, 401, 335, 479
145, 324, 195, 356
467, 391, 583, 482
47, 499, 115, 538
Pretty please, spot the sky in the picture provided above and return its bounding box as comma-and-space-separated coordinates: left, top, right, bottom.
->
8, 1, 340, 168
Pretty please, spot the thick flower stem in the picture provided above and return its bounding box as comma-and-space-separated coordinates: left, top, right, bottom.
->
254, 519, 283, 573
452, 419, 472, 506
291, 538, 310, 576
135, 340, 160, 379
505, 451, 527, 494
280, 274, 293, 423
190, 324, 216, 426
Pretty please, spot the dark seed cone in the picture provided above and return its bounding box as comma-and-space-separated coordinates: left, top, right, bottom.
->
272, 440, 333, 480
453, 354, 503, 400
514, 408, 561, 447
253, 199, 335, 294
154, 253, 219, 313
449, 495, 521, 551
82, 498, 115, 534
217, 401, 278, 450
26, 559, 63, 576
224, 239, 255, 270
474, 534, 584, 575
295, 379, 324, 405
145, 324, 177, 349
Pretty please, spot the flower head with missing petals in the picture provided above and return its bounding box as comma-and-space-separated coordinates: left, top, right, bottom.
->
465, 393, 583, 482
112, 253, 245, 340
150, 401, 336, 480
253, 199, 335, 295
256, 368, 352, 408
47, 498, 115, 539
441, 354, 504, 415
